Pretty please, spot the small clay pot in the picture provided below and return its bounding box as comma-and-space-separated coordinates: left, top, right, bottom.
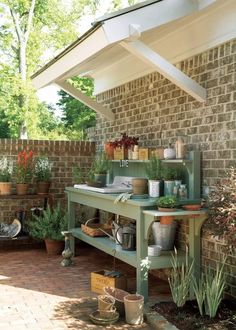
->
132, 178, 148, 195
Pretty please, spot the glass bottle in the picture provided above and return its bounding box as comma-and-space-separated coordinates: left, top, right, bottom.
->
179, 184, 187, 200
175, 136, 185, 159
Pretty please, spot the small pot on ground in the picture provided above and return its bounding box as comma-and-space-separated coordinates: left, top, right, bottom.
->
124, 294, 144, 325
44, 239, 64, 255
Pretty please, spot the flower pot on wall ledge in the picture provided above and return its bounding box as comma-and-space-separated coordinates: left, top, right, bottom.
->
36, 182, 51, 194
16, 183, 29, 195
0, 182, 13, 195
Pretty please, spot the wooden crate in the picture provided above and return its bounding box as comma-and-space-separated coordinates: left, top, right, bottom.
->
91, 270, 127, 294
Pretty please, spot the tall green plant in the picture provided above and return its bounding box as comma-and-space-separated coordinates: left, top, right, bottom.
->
168, 247, 194, 307
92, 152, 110, 174
204, 261, 226, 318
145, 155, 162, 180
192, 274, 205, 316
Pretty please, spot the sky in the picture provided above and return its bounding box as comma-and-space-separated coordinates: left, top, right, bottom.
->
37, 0, 142, 115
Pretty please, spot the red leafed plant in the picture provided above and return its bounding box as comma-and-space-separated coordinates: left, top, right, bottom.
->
16, 150, 34, 184
109, 133, 139, 149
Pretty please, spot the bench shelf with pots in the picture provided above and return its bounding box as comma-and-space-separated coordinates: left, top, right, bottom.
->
110, 151, 200, 199
66, 184, 207, 302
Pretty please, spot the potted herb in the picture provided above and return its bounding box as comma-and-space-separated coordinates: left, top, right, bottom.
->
152, 196, 178, 246
145, 155, 162, 197
15, 150, 34, 195
157, 196, 179, 211
28, 203, 67, 255
35, 156, 52, 194
0, 157, 13, 195
90, 152, 110, 187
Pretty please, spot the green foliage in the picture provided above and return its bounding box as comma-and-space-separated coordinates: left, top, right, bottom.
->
28, 204, 67, 241
162, 167, 177, 181
92, 152, 110, 174
145, 155, 162, 180
192, 274, 205, 316
58, 77, 96, 139
72, 166, 84, 184
157, 196, 178, 209
35, 156, 52, 182
204, 261, 226, 318
168, 247, 194, 308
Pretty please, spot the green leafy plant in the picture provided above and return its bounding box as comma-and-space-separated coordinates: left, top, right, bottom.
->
204, 261, 226, 318
35, 156, 52, 182
162, 167, 178, 181
28, 204, 67, 241
168, 247, 194, 307
0, 157, 13, 182
192, 274, 206, 316
72, 166, 83, 184
145, 155, 162, 180
92, 152, 110, 174
157, 196, 178, 209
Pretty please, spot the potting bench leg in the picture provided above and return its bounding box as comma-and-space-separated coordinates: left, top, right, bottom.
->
68, 198, 76, 255
188, 215, 206, 298
136, 214, 149, 302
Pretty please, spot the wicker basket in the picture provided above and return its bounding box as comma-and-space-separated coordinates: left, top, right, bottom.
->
81, 218, 112, 237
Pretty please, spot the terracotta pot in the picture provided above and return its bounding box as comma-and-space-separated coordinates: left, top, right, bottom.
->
132, 178, 148, 195
36, 182, 51, 194
0, 182, 13, 195
104, 143, 114, 160
160, 216, 174, 225
16, 183, 29, 195
44, 239, 64, 255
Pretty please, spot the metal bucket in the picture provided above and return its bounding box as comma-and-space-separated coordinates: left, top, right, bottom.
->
151, 221, 177, 250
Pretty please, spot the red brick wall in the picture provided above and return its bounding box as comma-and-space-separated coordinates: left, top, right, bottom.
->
0, 139, 95, 223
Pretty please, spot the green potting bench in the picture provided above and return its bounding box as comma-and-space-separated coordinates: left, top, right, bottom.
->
65, 151, 208, 301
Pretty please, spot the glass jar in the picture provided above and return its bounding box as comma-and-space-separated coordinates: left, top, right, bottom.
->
179, 184, 187, 200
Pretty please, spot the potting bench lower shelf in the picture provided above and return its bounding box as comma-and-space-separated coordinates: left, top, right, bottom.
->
66, 187, 207, 302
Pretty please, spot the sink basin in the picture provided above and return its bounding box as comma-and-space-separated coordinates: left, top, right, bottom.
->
74, 176, 135, 194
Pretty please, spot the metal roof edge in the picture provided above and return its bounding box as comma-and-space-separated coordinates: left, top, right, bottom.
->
31, 22, 103, 79
92, 0, 162, 24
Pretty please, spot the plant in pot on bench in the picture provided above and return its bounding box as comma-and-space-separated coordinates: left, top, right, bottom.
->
152, 196, 179, 250
28, 203, 67, 255
88, 152, 110, 187
145, 154, 163, 197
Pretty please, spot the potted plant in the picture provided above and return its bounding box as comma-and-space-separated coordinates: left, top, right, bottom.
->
145, 154, 162, 197
90, 152, 110, 187
0, 157, 13, 195
35, 156, 52, 194
110, 133, 139, 160
162, 167, 180, 196
28, 203, 67, 255
15, 150, 34, 195
152, 196, 178, 249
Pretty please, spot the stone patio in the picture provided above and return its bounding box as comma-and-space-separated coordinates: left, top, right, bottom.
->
0, 243, 171, 330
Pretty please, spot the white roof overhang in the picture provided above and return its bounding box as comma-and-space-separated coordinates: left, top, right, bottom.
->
32, 0, 236, 120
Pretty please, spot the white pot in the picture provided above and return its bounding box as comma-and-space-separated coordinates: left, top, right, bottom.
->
164, 147, 176, 159
148, 180, 160, 197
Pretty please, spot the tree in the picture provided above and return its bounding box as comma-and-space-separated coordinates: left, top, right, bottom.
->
57, 77, 96, 140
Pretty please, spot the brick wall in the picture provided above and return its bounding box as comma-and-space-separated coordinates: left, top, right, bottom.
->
0, 139, 95, 223
88, 39, 236, 298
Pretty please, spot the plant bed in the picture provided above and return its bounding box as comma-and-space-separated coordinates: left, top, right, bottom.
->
152, 299, 236, 330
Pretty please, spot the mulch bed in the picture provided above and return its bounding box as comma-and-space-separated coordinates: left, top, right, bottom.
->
152, 299, 236, 330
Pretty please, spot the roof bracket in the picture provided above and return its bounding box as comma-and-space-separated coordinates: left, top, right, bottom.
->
128, 24, 141, 41
120, 39, 206, 102
56, 81, 115, 121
